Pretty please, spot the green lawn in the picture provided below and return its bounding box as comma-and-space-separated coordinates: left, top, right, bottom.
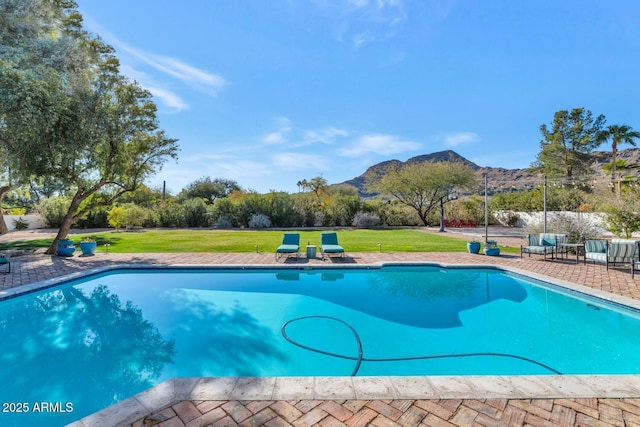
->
0, 228, 519, 253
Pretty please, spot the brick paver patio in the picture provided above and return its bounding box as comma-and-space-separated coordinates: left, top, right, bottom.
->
2, 232, 640, 426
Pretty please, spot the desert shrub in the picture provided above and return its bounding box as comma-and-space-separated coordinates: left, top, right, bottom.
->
12, 217, 29, 230
182, 198, 209, 227
35, 197, 70, 228
526, 213, 601, 242
214, 217, 233, 229
122, 203, 148, 228
352, 212, 381, 228
248, 213, 271, 229
154, 202, 186, 227
7, 207, 26, 215
604, 203, 640, 238
209, 198, 239, 227
107, 206, 126, 229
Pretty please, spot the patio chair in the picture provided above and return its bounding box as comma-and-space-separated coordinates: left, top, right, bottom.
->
0, 253, 9, 274
275, 233, 300, 261
520, 233, 566, 260
320, 232, 344, 259
585, 239, 637, 271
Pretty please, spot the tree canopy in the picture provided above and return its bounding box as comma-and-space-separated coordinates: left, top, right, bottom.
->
597, 124, 640, 195
366, 161, 476, 226
180, 177, 241, 203
0, 0, 179, 250
531, 108, 606, 178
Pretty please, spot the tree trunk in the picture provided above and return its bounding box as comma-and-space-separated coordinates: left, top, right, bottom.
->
611, 141, 618, 194
0, 186, 12, 235
45, 196, 83, 255
45, 215, 75, 255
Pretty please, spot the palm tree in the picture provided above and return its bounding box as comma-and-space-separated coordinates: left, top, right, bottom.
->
598, 124, 640, 194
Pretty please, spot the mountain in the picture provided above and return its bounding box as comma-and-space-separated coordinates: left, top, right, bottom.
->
340, 148, 640, 198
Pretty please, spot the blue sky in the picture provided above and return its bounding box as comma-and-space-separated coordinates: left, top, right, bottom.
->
76, 1, 640, 194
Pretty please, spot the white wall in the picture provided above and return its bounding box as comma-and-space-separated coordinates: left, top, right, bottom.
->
2, 214, 46, 231
493, 210, 621, 236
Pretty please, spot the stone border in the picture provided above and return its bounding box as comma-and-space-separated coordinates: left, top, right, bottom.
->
68, 375, 640, 427
6, 262, 636, 426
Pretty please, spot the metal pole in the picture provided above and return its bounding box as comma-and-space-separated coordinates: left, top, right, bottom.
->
484, 174, 488, 243
439, 196, 445, 232
543, 175, 547, 233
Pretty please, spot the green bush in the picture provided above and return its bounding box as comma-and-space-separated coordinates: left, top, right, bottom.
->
605, 203, 640, 238
182, 198, 209, 227
35, 197, 70, 228
12, 217, 29, 230
526, 214, 601, 242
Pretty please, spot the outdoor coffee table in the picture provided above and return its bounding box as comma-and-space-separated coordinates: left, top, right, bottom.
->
559, 243, 585, 263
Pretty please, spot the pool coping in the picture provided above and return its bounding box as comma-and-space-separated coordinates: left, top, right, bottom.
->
12, 261, 636, 426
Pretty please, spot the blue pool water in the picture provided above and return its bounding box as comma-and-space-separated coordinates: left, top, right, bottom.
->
2, 265, 640, 425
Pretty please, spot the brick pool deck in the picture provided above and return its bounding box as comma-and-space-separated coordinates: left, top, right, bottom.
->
2, 237, 640, 426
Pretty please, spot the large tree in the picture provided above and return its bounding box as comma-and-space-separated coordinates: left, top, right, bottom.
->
0, 0, 179, 253
532, 108, 606, 178
180, 177, 241, 203
366, 161, 475, 226
0, 0, 83, 233
597, 124, 640, 195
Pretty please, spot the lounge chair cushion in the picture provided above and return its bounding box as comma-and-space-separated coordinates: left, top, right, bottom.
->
276, 244, 299, 253
585, 240, 606, 254
322, 244, 344, 254
523, 245, 554, 255
585, 252, 607, 263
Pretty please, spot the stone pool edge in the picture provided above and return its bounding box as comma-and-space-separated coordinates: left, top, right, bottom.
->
67, 375, 640, 427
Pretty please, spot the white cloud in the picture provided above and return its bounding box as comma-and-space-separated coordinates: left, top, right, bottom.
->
263, 119, 349, 147
305, 0, 407, 46
273, 153, 328, 170
144, 85, 189, 112
82, 16, 227, 106
120, 46, 227, 97
443, 132, 480, 147
338, 133, 421, 157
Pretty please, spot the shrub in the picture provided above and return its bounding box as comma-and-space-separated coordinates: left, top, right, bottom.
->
352, 212, 381, 228
7, 207, 26, 215
182, 198, 208, 227
154, 202, 186, 227
526, 214, 601, 242
605, 205, 640, 238
12, 217, 29, 230
122, 203, 147, 228
214, 217, 233, 229
248, 213, 271, 229
107, 206, 126, 230
35, 197, 70, 228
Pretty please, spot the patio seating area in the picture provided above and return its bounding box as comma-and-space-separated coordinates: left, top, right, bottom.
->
519, 234, 640, 277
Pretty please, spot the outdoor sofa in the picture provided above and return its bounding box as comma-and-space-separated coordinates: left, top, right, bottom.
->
520, 233, 568, 260
585, 239, 638, 274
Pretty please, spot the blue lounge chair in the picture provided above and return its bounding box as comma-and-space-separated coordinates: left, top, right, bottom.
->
321, 232, 344, 259
276, 233, 300, 261
0, 254, 10, 273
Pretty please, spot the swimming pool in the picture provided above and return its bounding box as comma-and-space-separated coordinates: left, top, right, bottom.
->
2, 264, 640, 425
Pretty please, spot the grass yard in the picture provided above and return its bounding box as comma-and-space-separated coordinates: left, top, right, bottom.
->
0, 228, 519, 254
